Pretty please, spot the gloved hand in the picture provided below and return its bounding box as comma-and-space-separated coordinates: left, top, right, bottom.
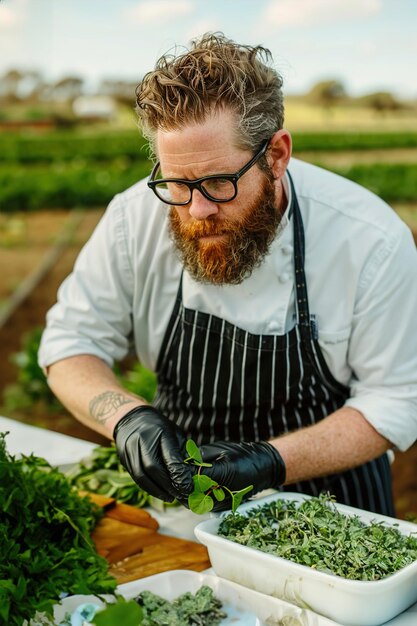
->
198, 440, 286, 511
113, 405, 194, 503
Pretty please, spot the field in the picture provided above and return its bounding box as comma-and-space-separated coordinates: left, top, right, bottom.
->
0, 103, 416, 517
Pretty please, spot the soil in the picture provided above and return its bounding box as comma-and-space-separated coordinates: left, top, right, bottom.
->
0, 210, 416, 519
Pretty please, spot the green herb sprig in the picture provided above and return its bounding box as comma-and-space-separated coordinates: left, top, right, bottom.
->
0, 432, 116, 626
184, 440, 253, 515
218, 493, 417, 581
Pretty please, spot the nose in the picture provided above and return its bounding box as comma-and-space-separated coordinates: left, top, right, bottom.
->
188, 189, 219, 220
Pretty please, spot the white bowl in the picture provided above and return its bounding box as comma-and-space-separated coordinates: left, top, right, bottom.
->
194, 492, 417, 626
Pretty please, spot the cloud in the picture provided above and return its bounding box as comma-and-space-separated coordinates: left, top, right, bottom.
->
125, 0, 194, 25
261, 0, 381, 29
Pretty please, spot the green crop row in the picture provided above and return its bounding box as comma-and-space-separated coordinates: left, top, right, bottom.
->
292, 132, 417, 152
0, 130, 149, 164
2, 130, 417, 164
331, 163, 417, 202
0, 160, 151, 211
1, 160, 416, 212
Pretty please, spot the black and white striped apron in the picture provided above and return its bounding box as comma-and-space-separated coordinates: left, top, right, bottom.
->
153, 174, 395, 516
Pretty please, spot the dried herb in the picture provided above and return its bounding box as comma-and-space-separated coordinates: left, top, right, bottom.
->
218, 493, 417, 581
184, 440, 253, 514
0, 432, 116, 626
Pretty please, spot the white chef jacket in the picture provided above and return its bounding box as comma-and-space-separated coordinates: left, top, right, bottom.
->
39, 158, 417, 451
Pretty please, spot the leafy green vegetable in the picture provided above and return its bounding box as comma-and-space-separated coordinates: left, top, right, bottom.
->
184, 440, 253, 514
65, 444, 151, 508
0, 432, 116, 626
218, 493, 417, 581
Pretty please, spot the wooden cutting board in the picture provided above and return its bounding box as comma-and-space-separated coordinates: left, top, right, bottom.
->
84, 492, 211, 584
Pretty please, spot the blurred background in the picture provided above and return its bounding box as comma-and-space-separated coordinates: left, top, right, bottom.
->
0, 0, 416, 517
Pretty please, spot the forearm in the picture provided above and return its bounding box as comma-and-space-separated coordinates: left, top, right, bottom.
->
46, 354, 148, 438
271, 406, 392, 484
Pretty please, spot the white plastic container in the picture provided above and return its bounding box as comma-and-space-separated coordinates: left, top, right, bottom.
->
194, 492, 417, 626
52, 569, 340, 625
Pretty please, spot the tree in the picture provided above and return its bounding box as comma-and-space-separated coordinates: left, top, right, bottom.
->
51, 76, 84, 102
306, 79, 348, 108
358, 91, 403, 115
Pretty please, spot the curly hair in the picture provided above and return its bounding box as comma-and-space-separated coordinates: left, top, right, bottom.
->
135, 32, 284, 156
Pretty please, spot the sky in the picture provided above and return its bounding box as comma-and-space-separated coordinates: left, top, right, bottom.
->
0, 0, 416, 99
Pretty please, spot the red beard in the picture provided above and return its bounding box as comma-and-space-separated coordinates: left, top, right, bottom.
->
168, 175, 283, 284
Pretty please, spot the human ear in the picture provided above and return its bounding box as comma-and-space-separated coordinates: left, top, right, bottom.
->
267, 129, 292, 179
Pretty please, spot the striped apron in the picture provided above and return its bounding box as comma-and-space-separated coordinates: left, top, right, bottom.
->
153, 174, 395, 516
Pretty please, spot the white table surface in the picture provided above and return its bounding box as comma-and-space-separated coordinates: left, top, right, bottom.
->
1, 415, 416, 626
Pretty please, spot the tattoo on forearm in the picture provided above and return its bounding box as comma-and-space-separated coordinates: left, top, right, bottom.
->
89, 391, 135, 425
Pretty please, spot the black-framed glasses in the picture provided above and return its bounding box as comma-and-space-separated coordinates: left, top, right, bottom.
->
147, 139, 270, 206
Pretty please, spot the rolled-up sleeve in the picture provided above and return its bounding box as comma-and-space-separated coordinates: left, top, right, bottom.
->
345, 224, 417, 451
39, 196, 134, 369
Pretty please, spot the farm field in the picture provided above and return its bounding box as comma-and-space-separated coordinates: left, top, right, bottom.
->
1, 116, 416, 519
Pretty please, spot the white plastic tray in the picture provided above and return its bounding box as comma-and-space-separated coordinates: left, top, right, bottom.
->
194, 492, 417, 626
53, 569, 340, 625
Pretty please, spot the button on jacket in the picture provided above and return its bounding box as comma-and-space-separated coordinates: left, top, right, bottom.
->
39, 158, 417, 451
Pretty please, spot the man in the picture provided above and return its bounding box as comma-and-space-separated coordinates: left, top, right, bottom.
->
39, 33, 417, 515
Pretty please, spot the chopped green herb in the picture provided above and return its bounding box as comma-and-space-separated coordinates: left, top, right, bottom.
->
0, 432, 116, 626
136, 585, 226, 625
218, 493, 417, 581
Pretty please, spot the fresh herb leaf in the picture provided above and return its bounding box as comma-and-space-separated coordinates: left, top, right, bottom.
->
192, 473, 218, 492
231, 485, 254, 513
188, 491, 215, 514
185, 439, 203, 463
212, 487, 225, 502
184, 439, 252, 514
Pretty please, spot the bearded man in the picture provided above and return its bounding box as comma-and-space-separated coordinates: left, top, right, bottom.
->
39, 33, 417, 515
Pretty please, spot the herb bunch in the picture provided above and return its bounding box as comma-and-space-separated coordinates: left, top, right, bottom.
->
0, 432, 116, 626
218, 493, 417, 581
184, 440, 253, 514
65, 443, 150, 508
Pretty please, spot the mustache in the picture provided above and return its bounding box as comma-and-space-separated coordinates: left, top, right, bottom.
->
174, 218, 235, 241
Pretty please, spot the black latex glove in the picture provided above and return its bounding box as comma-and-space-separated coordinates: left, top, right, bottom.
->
198, 440, 286, 511
113, 406, 194, 503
